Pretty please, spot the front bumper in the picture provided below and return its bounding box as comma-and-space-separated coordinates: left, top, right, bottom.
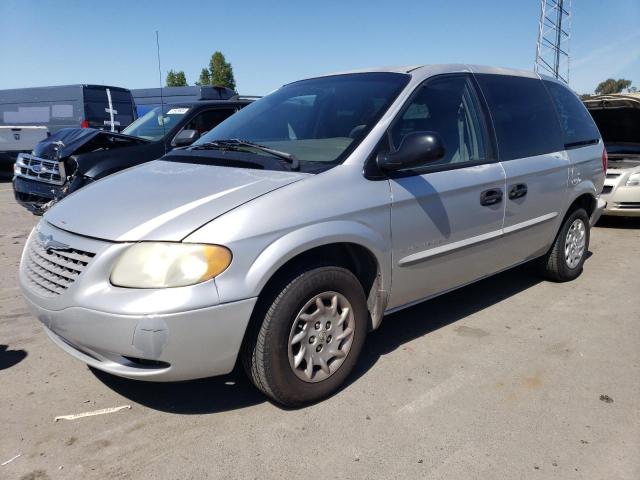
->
13, 175, 64, 213
19, 221, 257, 382
601, 187, 640, 217
24, 293, 257, 382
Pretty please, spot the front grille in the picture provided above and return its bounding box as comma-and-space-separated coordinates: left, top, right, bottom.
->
23, 234, 95, 297
601, 186, 613, 194
606, 173, 621, 179
14, 153, 65, 185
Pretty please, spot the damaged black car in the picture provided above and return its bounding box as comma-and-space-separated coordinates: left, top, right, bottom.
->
13, 97, 252, 214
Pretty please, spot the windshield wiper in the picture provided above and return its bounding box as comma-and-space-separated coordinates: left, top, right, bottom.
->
191, 139, 300, 171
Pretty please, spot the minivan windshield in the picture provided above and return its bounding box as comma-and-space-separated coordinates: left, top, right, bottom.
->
123, 105, 189, 141
191, 73, 409, 171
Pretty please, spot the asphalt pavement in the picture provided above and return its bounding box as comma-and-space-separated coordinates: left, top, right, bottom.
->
1, 180, 638, 479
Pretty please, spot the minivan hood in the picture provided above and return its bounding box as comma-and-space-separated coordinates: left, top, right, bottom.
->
44, 160, 308, 241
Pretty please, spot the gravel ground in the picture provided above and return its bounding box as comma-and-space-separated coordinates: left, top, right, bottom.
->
0, 179, 638, 480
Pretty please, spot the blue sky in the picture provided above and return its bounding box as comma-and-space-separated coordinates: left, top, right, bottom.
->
0, 0, 638, 95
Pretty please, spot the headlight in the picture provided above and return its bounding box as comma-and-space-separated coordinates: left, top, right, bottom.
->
14, 153, 25, 175
111, 243, 232, 288
626, 173, 640, 187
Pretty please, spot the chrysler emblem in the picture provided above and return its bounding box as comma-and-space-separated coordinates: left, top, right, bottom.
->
38, 232, 71, 252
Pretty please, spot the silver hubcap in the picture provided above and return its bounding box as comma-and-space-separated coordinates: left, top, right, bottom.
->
288, 291, 355, 383
564, 219, 586, 269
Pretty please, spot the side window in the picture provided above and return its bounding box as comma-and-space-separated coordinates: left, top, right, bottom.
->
543, 80, 600, 147
476, 74, 563, 161
182, 109, 236, 135
1, 105, 51, 124
390, 75, 488, 167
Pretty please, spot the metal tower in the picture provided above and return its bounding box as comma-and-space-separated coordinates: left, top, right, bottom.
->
535, 0, 572, 83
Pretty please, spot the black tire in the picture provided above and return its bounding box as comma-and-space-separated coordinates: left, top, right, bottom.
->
242, 266, 368, 407
541, 208, 590, 282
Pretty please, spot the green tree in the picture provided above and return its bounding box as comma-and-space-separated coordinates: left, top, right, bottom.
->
209, 51, 236, 90
166, 70, 176, 87
166, 69, 188, 87
174, 71, 187, 86
195, 68, 211, 86
595, 78, 632, 95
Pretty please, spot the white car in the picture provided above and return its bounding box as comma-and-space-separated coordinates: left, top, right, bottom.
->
585, 94, 640, 216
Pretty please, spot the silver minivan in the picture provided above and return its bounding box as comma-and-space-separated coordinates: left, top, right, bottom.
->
19, 65, 606, 406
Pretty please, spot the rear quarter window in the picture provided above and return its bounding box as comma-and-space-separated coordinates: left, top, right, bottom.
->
543, 80, 600, 147
476, 74, 563, 161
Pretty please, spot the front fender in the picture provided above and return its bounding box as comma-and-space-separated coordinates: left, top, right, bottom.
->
213, 220, 391, 310
249, 220, 389, 292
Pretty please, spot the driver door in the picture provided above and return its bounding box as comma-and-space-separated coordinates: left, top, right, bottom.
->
386, 74, 506, 309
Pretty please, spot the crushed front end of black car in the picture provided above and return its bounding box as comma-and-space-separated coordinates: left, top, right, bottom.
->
12, 128, 150, 214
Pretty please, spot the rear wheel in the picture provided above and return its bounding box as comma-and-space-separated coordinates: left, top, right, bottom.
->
541, 208, 590, 281
243, 266, 368, 407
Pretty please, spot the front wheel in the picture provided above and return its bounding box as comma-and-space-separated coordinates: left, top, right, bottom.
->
541, 208, 590, 282
243, 266, 368, 407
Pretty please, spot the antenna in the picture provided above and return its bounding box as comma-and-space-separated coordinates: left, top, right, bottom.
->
535, 0, 572, 84
155, 30, 167, 145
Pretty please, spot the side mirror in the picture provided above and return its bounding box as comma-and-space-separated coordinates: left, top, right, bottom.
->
172, 129, 200, 147
377, 131, 445, 172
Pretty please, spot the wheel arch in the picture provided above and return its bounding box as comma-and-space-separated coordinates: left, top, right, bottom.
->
245, 221, 391, 331
548, 189, 597, 254
564, 190, 597, 221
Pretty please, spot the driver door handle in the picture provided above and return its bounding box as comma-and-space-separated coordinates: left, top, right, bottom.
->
480, 188, 503, 206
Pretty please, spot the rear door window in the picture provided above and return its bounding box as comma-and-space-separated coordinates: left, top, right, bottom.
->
475, 74, 563, 160
84, 88, 135, 131
543, 80, 600, 148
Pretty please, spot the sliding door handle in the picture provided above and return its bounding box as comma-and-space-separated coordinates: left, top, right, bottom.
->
508, 183, 528, 200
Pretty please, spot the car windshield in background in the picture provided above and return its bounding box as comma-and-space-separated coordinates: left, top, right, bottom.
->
123, 105, 190, 141
192, 73, 410, 170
